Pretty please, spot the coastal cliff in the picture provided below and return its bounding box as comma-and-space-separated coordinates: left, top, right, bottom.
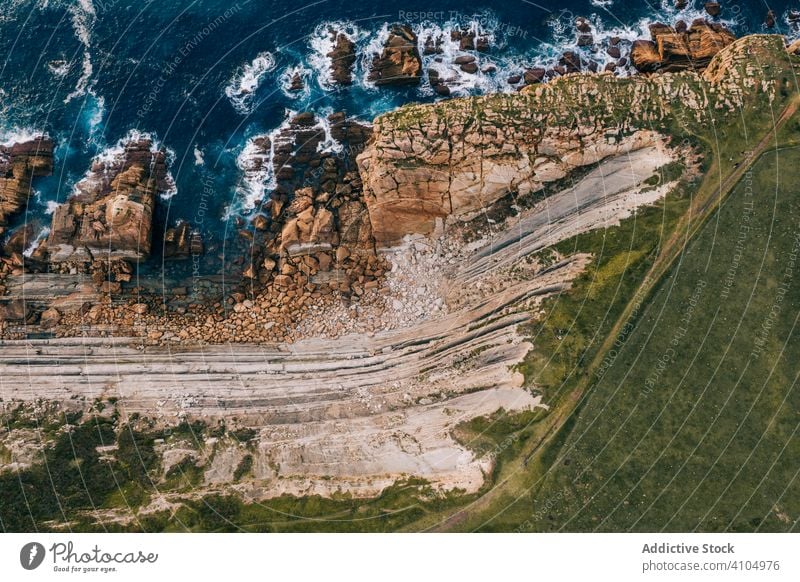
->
357, 34, 782, 245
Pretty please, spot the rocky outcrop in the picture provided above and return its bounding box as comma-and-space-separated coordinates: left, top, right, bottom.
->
368, 25, 422, 86
163, 221, 203, 259
326, 28, 357, 85
0, 137, 54, 236
47, 135, 172, 262
357, 35, 780, 245
236, 111, 382, 295
631, 20, 735, 72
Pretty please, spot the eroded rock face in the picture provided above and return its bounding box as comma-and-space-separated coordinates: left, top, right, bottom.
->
368, 24, 422, 86
326, 28, 357, 85
0, 137, 54, 235
47, 136, 172, 263
357, 35, 777, 245
631, 20, 735, 73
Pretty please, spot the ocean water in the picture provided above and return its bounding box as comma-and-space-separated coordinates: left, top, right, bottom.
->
0, 0, 792, 275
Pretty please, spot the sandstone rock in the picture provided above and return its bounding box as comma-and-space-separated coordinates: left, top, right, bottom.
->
559, 51, 583, 73
0, 137, 54, 231
423, 35, 443, 55
48, 136, 171, 262
368, 24, 422, 86
765, 10, 776, 29
523, 67, 546, 84
34, 307, 59, 331
252, 214, 269, 231
163, 222, 203, 259
0, 299, 28, 322
288, 71, 305, 92
631, 40, 662, 72
632, 20, 735, 73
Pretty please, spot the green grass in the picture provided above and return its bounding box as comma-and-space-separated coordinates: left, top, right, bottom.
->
486, 147, 800, 532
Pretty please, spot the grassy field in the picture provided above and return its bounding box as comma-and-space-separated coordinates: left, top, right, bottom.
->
474, 146, 800, 532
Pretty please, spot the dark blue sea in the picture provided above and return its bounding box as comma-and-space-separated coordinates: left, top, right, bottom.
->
0, 0, 793, 274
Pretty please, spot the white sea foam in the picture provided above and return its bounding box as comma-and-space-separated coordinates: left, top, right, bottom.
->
309, 21, 366, 89
313, 110, 343, 154
194, 145, 205, 166
75, 129, 177, 200
23, 227, 50, 258
45, 200, 60, 215
0, 127, 47, 147
359, 23, 392, 90
279, 65, 312, 99
47, 59, 70, 78
64, 0, 96, 103
233, 111, 295, 214
412, 16, 511, 97
225, 51, 277, 114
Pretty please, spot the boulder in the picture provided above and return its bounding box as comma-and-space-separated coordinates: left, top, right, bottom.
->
704, 2, 721, 18
48, 136, 170, 262
39, 307, 61, 329
523, 67, 546, 84
368, 24, 422, 86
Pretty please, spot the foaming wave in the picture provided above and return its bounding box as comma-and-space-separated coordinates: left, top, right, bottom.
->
0, 127, 48, 147
64, 0, 96, 103
279, 65, 311, 99
412, 14, 514, 97
23, 226, 50, 258
225, 51, 277, 114
358, 23, 391, 90
313, 109, 343, 154
525, 1, 739, 78
309, 21, 366, 89
77, 129, 177, 200
232, 111, 295, 214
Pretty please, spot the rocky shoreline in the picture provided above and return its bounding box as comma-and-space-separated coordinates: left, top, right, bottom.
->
0, 32, 790, 346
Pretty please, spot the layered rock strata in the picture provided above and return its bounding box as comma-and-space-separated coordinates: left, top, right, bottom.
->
631, 19, 735, 72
